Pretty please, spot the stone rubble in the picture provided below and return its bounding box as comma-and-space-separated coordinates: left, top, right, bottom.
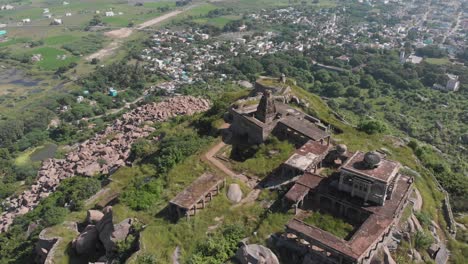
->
0, 96, 210, 233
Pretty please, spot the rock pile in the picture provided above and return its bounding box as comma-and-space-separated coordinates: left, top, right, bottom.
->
0, 96, 210, 232
72, 206, 136, 261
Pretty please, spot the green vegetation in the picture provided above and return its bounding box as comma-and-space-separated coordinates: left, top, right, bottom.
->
188, 224, 246, 264
62, 34, 105, 56
232, 137, 295, 178
0, 176, 100, 263
413, 230, 434, 250
302, 211, 354, 239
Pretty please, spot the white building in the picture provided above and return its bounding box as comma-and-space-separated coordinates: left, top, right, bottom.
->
1, 5, 14, 10
105, 11, 115, 17
52, 18, 63, 25
65, 13, 72, 17
446, 74, 460, 91
433, 74, 460, 92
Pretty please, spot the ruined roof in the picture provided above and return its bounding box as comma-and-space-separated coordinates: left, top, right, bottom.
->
285, 173, 324, 202
170, 173, 224, 210
286, 174, 413, 261
279, 116, 330, 141
341, 151, 400, 183
285, 153, 319, 171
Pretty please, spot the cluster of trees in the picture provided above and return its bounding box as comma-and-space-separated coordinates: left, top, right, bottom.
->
416, 45, 448, 58
409, 141, 467, 211
0, 107, 53, 152
80, 62, 148, 93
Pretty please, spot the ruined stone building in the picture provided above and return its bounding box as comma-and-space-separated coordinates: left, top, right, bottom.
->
229, 90, 330, 146
279, 149, 413, 264
169, 173, 225, 220
281, 140, 332, 178
338, 151, 401, 206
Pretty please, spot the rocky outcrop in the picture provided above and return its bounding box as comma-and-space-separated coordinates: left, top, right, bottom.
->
72, 225, 99, 255
227, 183, 243, 203
0, 96, 210, 232
36, 222, 78, 264
72, 206, 136, 260
35, 234, 59, 264
87, 210, 104, 224
236, 243, 280, 264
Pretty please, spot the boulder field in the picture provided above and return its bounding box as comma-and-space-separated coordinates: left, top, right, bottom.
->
0, 96, 210, 232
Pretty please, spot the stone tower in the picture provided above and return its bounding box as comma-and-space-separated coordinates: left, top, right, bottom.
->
255, 91, 276, 123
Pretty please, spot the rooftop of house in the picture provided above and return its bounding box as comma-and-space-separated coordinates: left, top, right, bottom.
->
284, 141, 332, 171
170, 173, 224, 210
340, 151, 400, 183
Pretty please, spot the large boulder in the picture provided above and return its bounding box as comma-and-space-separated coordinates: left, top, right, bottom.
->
236, 244, 279, 264
227, 184, 243, 203
96, 206, 115, 253
72, 225, 99, 255
87, 210, 104, 224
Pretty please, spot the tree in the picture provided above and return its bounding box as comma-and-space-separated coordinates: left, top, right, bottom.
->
42, 206, 68, 226
360, 74, 376, 89
358, 119, 387, 134
322, 82, 345, 97
346, 86, 361, 97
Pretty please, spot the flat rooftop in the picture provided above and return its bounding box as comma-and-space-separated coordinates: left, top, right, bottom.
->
170, 173, 224, 210
285, 140, 332, 171
285, 173, 325, 203
279, 116, 330, 141
285, 174, 413, 261
341, 151, 400, 183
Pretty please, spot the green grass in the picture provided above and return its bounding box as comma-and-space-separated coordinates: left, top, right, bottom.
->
43, 35, 80, 46
232, 137, 295, 178
302, 211, 354, 239
144, 1, 176, 8
193, 15, 241, 28
185, 3, 218, 17
15, 146, 41, 166
0, 37, 30, 47
425, 57, 450, 65
25, 47, 78, 71
102, 16, 131, 27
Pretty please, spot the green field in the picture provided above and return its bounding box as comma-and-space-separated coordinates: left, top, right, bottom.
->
23, 46, 78, 70
425, 57, 450, 65
193, 15, 241, 28
43, 34, 80, 45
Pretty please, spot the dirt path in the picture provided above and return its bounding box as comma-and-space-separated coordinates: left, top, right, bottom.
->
136, 10, 183, 30
86, 9, 186, 61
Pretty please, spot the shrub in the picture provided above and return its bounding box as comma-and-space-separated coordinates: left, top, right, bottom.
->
188, 224, 246, 264
414, 230, 433, 250
357, 119, 387, 134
